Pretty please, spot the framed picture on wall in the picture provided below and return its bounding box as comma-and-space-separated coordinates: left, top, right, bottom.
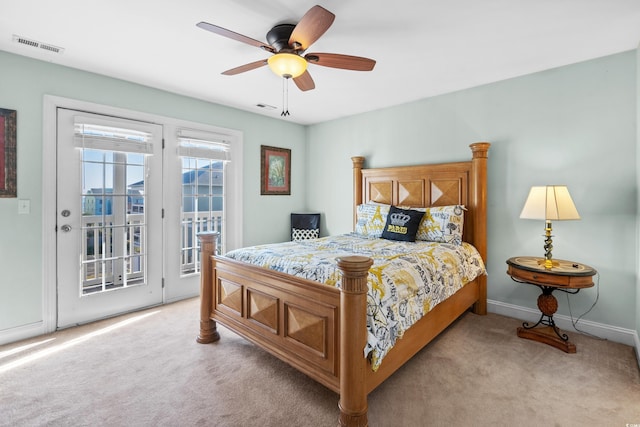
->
261, 145, 291, 195
0, 108, 17, 198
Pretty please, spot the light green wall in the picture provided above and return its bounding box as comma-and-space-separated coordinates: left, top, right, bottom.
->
1, 48, 638, 339
636, 45, 640, 338
0, 50, 306, 332
307, 51, 637, 329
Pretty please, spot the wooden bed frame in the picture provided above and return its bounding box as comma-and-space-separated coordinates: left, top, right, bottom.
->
197, 142, 490, 426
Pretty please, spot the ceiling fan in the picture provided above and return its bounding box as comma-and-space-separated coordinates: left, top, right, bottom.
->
196, 5, 376, 92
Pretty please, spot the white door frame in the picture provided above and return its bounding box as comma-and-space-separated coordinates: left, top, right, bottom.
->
42, 95, 243, 333
55, 109, 164, 327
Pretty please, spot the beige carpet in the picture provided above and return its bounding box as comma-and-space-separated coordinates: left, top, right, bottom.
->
1, 297, 639, 427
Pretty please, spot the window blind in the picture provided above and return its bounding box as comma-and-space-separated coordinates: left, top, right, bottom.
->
74, 115, 155, 154
176, 128, 231, 161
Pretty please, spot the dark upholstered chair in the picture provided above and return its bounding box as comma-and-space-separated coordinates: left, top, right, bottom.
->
291, 213, 320, 241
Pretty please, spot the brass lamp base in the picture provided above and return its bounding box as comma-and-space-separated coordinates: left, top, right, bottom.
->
537, 258, 559, 269
541, 220, 555, 270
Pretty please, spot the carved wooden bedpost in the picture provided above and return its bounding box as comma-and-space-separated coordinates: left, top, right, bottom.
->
336, 255, 373, 427
470, 142, 490, 315
352, 156, 365, 229
196, 232, 221, 344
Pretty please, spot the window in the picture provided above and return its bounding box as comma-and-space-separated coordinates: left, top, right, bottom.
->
177, 128, 231, 275
74, 115, 155, 294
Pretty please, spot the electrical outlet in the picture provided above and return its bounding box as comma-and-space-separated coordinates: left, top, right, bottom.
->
18, 199, 30, 214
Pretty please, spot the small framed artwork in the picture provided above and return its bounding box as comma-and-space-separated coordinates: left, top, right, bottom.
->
261, 145, 291, 195
0, 108, 17, 198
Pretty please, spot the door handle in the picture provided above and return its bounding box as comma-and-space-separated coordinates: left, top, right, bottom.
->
61, 224, 72, 232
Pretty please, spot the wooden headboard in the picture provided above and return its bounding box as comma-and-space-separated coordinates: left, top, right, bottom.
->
352, 142, 490, 263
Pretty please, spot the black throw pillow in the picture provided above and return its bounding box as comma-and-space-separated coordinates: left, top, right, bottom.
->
381, 206, 423, 242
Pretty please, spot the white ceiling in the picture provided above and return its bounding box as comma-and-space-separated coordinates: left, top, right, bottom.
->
1, 1, 639, 125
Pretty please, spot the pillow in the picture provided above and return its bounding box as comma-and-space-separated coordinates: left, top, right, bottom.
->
381, 206, 424, 242
355, 203, 390, 238
415, 205, 465, 245
292, 228, 319, 241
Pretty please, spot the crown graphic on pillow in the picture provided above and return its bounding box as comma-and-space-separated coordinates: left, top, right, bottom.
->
389, 212, 411, 226
381, 206, 424, 242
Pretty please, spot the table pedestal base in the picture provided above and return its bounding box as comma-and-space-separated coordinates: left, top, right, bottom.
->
516, 286, 577, 353
517, 326, 576, 353
506, 256, 596, 354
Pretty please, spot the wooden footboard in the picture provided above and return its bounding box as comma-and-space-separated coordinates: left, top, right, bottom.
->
197, 142, 490, 426
199, 235, 343, 391
197, 232, 373, 424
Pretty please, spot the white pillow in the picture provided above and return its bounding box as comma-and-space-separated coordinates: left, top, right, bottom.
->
415, 205, 465, 245
354, 203, 390, 238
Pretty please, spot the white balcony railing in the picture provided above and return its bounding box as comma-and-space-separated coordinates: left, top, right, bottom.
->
180, 211, 223, 275
80, 211, 222, 294
81, 213, 145, 295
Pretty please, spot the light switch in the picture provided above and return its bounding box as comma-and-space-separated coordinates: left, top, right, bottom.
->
18, 199, 30, 214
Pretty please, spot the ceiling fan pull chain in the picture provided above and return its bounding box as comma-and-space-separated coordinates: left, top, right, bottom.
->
285, 77, 290, 116
281, 76, 285, 116
281, 76, 290, 117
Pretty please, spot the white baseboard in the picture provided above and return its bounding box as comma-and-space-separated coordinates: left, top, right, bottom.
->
489, 299, 640, 374
487, 299, 638, 347
0, 321, 47, 346
635, 331, 640, 372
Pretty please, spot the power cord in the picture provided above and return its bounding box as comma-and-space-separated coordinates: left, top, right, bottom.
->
565, 271, 604, 340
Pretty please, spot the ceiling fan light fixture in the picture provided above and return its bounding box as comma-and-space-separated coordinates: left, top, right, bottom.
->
267, 53, 307, 78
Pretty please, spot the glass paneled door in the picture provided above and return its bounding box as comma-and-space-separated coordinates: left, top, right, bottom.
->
56, 109, 163, 328
162, 127, 231, 302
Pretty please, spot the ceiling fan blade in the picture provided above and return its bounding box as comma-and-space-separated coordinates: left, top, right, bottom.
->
197, 21, 275, 53
293, 70, 315, 91
305, 53, 376, 71
222, 59, 268, 76
288, 5, 335, 51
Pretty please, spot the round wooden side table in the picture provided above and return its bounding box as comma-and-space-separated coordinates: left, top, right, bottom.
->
506, 256, 596, 353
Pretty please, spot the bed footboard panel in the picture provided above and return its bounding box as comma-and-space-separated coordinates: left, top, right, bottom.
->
211, 256, 342, 392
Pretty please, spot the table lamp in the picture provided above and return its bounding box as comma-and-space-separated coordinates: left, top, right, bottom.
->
520, 185, 580, 269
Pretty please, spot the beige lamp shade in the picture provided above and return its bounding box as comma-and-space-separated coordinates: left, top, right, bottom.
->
520, 186, 580, 221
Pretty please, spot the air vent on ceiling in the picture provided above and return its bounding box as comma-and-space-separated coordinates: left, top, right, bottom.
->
12, 34, 65, 54
256, 103, 277, 110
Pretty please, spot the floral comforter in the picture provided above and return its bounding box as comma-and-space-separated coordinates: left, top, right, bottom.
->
224, 233, 485, 371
